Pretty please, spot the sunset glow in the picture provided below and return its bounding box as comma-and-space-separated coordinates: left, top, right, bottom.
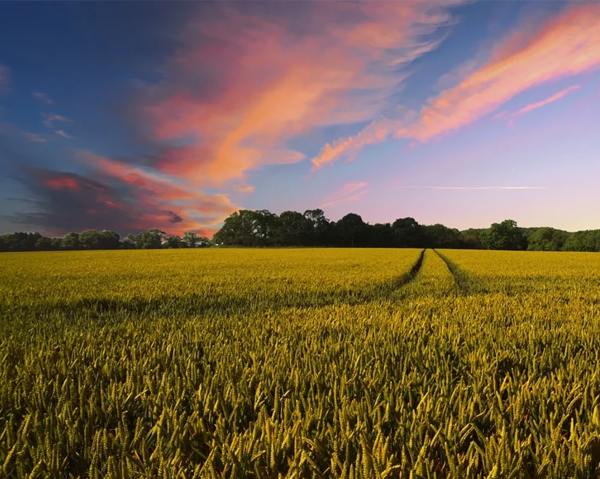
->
1, 1, 599, 235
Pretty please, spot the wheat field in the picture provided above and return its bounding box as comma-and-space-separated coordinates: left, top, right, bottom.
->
1, 248, 600, 478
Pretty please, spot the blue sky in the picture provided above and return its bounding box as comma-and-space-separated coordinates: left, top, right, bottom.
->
1, 1, 599, 236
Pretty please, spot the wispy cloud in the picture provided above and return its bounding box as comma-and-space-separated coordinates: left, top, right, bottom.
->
21, 132, 48, 143
42, 113, 70, 129
320, 182, 369, 208
32, 91, 53, 105
312, 2, 600, 170
54, 129, 74, 140
396, 186, 545, 191
496, 85, 581, 126
140, 2, 459, 188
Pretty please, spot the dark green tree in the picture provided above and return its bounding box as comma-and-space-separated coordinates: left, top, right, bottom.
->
460, 229, 485, 249
79, 230, 120, 250
164, 235, 182, 248
336, 213, 366, 247
60, 232, 80, 250
392, 218, 427, 248
424, 224, 462, 249
303, 209, 331, 245
563, 230, 600, 252
1, 232, 43, 251
275, 211, 313, 246
133, 229, 165, 249
35, 236, 54, 251
483, 220, 528, 250
527, 227, 570, 251
183, 232, 199, 248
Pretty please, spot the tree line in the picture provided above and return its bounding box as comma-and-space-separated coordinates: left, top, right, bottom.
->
0, 229, 210, 252
1, 209, 600, 252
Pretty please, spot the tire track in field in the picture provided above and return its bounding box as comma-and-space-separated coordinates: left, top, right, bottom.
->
357, 248, 425, 299
433, 249, 479, 294
395, 248, 426, 287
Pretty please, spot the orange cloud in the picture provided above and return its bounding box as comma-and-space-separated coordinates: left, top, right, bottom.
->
78, 150, 238, 235
142, 2, 458, 187
311, 118, 399, 170
413, 3, 600, 140
499, 84, 581, 124
320, 182, 369, 208
312, 2, 600, 168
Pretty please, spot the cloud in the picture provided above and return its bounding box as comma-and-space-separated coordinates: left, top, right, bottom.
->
412, 3, 600, 140
21, 132, 48, 143
75, 150, 238, 235
234, 184, 255, 194
496, 84, 581, 125
167, 211, 183, 223
395, 186, 544, 191
6, 162, 236, 237
320, 182, 369, 208
42, 113, 70, 129
312, 118, 398, 170
54, 129, 74, 139
138, 2, 458, 187
32, 91, 53, 105
311, 2, 600, 169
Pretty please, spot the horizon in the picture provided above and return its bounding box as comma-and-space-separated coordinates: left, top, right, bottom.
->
1, 1, 599, 236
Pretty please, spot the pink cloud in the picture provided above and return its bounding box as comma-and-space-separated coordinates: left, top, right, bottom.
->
413, 3, 600, 140
77, 150, 238, 235
45, 177, 81, 191
311, 2, 600, 168
140, 2, 459, 187
500, 85, 581, 123
320, 182, 369, 208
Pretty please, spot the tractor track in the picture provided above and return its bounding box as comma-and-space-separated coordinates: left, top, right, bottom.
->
433, 249, 478, 294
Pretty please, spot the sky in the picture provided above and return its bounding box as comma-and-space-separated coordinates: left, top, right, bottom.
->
0, 0, 599, 237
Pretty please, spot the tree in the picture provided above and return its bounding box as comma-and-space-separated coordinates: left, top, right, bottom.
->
213, 210, 279, 246
303, 209, 331, 245
183, 232, 199, 248
132, 229, 165, 249
366, 223, 395, 247
483, 220, 527, 250
460, 229, 485, 249
50, 238, 63, 250
61, 232, 80, 250
336, 213, 366, 247
275, 211, 313, 246
164, 235, 182, 248
563, 230, 600, 252
196, 236, 211, 247
79, 230, 120, 250
424, 224, 462, 249
213, 210, 257, 246
392, 217, 427, 248
122, 234, 137, 249
1, 232, 43, 251
35, 236, 54, 251
527, 227, 569, 251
